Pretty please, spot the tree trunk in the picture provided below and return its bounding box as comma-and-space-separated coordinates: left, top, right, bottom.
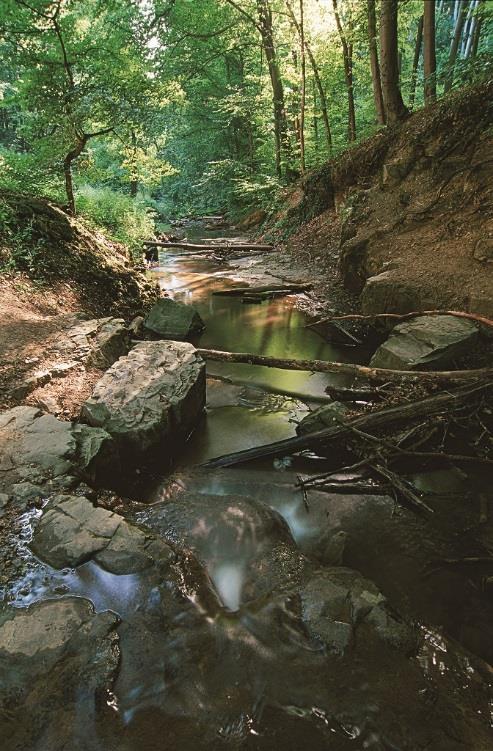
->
257, 0, 291, 178
299, 0, 306, 172
409, 15, 423, 109
367, 0, 386, 125
443, 0, 466, 93
462, 0, 478, 55
423, 0, 437, 103
379, 0, 409, 123
285, 0, 332, 153
63, 136, 88, 215
468, 0, 485, 57
130, 130, 138, 197
332, 0, 356, 141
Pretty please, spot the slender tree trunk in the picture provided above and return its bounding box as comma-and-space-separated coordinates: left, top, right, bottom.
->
63, 136, 88, 215
409, 14, 423, 109
443, 0, 466, 92
462, 0, 478, 55
423, 0, 437, 103
367, 0, 386, 125
470, 0, 485, 56
299, 0, 306, 171
257, 0, 291, 178
379, 0, 409, 123
285, 0, 332, 153
130, 130, 138, 197
312, 79, 319, 150
332, 0, 356, 141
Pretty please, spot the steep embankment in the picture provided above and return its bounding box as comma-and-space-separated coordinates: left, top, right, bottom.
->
0, 192, 158, 412
275, 80, 493, 317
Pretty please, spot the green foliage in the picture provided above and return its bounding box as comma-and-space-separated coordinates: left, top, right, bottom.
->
0, 196, 49, 275
75, 185, 156, 256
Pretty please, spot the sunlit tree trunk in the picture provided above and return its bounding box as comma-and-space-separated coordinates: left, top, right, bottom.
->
409, 14, 423, 109
470, 0, 485, 56
423, 0, 437, 103
444, 1, 466, 93
367, 0, 386, 125
130, 130, 138, 197
332, 0, 356, 142
299, 0, 306, 172
379, 0, 408, 123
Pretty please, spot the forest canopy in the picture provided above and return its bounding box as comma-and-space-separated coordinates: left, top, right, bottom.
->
0, 0, 491, 241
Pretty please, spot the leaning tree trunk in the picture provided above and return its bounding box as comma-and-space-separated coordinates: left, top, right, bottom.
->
443, 0, 466, 93
367, 0, 386, 125
409, 14, 423, 109
332, 0, 356, 141
379, 0, 409, 123
423, 0, 437, 103
63, 136, 88, 215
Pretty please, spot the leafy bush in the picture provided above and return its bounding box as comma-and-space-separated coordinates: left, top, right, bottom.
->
0, 194, 49, 275
0, 147, 63, 201
76, 184, 156, 256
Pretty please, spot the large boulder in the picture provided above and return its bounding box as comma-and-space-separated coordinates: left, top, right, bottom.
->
0, 597, 119, 750
30, 493, 173, 573
0, 406, 118, 497
81, 341, 206, 460
144, 298, 204, 340
370, 315, 479, 370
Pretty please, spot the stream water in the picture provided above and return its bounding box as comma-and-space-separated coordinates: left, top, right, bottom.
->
5, 227, 493, 750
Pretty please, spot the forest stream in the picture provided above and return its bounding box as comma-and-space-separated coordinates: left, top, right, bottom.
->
4, 222, 492, 751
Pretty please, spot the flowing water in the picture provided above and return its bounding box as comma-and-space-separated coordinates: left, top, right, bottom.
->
5, 227, 493, 750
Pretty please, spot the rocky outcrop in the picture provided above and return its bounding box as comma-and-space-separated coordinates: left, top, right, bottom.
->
370, 315, 479, 370
0, 597, 119, 751
0, 406, 118, 498
81, 341, 206, 460
296, 401, 349, 435
144, 298, 204, 340
30, 493, 173, 573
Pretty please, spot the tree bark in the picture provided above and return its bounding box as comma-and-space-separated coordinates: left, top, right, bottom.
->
409, 15, 423, 109
423, 0, 437, 103
130, 129, 138, 197
299, 0, 306, 172
63, 136, 88, 215
443, 0, 466, 92
379, 0, 409, 123
195, 347, 493, 384
332, 0, 356, 141
469, 0, 485, 57
367, 0, 386, 125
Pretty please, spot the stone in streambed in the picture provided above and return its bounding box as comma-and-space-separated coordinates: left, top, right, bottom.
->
144, 297, 205, 340
370, 315, 479, 370
296, 401, 350, 436
81, 341, 205, 460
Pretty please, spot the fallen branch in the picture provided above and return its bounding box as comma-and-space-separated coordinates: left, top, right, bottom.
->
207, 373, 333, 403
196, 347, 493, 384
213, 283, 312, 297
143, 241, 273, 252
200, 381, 491, 469
370, 463, 433, 513
313, 309, 493, 330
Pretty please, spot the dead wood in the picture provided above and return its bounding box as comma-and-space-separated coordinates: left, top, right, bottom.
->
200, 381, 492, 469
313, 309, 493, 329
196, 347, 493, 384
212, 283, 312, 296
143, 241, 273, 252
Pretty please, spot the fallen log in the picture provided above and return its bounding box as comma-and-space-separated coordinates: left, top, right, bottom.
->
314, 309, 493, 330
213, 283, 312, 297
196, 347, 493, 384
143, 241, 273, 252
324, 384, 385, 402
200, 381, 491, 469
207, 373, 333, 403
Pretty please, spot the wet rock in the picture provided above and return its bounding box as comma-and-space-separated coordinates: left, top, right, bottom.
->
81, 341, 206, 460
370, 315, 479, 370
30, 493, 173, 573
143, 297, 205, 340
0, 406, 118, 496
313, 529, 347, 565
11, 482, 46, 506
301, 568, 416, 656
0, 597, 119, 751
0, 493, 9, 509
296, 401, 349, 435
129, 314, 144, 337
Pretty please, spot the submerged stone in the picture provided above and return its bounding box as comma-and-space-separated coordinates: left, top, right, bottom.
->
370, 314, 479, 370
144, 297, 205, 340
81, 340, 206, 461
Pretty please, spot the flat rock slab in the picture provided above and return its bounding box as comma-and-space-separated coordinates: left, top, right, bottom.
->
296, 401, 350, 435
370, 315, 479, 370
30, 493, 173, 573
0, 406, 118, 496
144, 298, 205, 340
0, 597, 119, 750
81, 341, 206, 460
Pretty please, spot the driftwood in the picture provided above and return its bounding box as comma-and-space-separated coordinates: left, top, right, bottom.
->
324, 384, 386, 402
314, 309, 493, 330
201, 381, 491, 469
196, 347, 493, 384
143, 240, 273, 252
207, 373, 333, 403
213, 283, 312, 297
